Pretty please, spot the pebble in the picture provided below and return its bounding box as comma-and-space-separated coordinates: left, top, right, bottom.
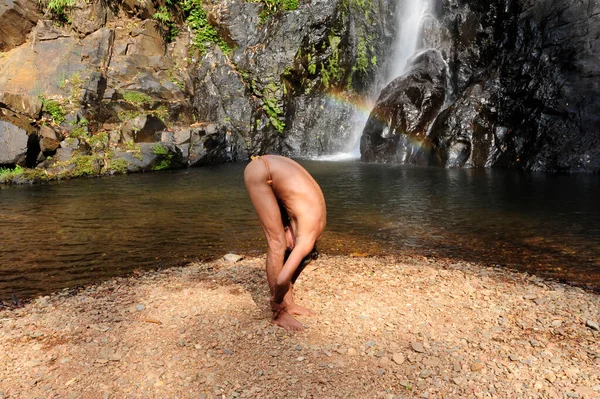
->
545, 373, 557, 383
392, 353, 405, 365
223, 254, 243, 263
411, 342, 425, 353
135, 304, 145, 311
471, 362, 485, 371
379, 356, 390, 368
347, 348, 357, 356
585, 320, 599, 331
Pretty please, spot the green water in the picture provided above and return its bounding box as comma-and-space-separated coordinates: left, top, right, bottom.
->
1, 160, 599, 300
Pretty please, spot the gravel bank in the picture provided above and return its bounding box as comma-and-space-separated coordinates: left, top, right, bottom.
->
1, 255, 599, 398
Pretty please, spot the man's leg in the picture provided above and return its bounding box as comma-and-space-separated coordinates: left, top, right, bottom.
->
244, 161, 304, 331
282, 249, 317, 316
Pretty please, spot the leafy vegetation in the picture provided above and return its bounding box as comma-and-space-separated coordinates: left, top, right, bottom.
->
41, 98, 66, 125
151, 144, 173, 170
38, 0, 76, 22
250, 0, 299, 24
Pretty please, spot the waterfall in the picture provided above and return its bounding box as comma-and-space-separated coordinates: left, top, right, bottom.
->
387, 0, 432, 84
316, 0, 432, 161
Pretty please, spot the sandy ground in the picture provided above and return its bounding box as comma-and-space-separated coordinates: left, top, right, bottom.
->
0, 254, 599, 399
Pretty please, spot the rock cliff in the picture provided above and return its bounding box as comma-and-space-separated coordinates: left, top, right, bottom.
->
0, 0, 392, 182
362, 0, 600, 172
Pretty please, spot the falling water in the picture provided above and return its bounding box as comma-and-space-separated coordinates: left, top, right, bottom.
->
317, 0, 432, 160
387, 0, 432, 83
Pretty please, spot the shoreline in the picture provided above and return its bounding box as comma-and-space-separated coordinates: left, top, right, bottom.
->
1, 254, 599, 398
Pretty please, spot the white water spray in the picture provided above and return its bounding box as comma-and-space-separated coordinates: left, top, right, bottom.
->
387, 0, 432, 83
314, 0, 432, 161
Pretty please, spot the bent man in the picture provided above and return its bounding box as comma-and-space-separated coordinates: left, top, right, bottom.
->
244, 155, 326, 331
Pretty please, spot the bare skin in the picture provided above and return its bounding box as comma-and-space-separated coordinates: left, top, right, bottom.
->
244, 155, 326, 331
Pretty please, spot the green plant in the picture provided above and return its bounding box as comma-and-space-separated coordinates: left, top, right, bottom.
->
71, 155, 101, 177
152, 144, 169, 155
106, 157, 129, 174
251, 0, 299, 24
0, 166, 25, 183
154, 6, 179, 42
122, 91, 153, 105
151, 144, 173, 170
88, 132, 109, 149
41, 98, 66, 125
39, 0, 76, 22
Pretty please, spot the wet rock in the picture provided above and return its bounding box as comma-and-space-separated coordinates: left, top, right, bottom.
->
361, 50, 447, 165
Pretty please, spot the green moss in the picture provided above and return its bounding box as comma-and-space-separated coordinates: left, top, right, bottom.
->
70, 127, 88, 139
106, 156, 129, 174
71, 155, 101, 177
117, 110, 141, 122
0, 166, 25, 183
122, 91, 153, 105
88, 132, 109, 149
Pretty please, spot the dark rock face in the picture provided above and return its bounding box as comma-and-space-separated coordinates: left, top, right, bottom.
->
361, 50, 447, 164
361, 0, 600, 172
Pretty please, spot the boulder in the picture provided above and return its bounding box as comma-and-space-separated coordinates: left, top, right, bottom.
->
360, 50, 447, 164
121, 114, 167, 143
112, 142, 186, 172
0, 121, 28, 165
70, 0, 108, 35
188, 126, 248, 167
0, 0, 42, 51
192, 48, 253, 146
0, 92, 42, 119
429, 81, 498, 168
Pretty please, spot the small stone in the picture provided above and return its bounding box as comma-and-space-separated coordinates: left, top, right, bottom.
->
392, 353, 405, 365
585, 320, 599, 331
379, 356, 390, 368
136, 304, 145, 311
545, 373, 557, 383
471, 362, 485, 371
575, 386, 595, 397
223, 254, 243, 263
565, 392, 579, 398
452, 377, 464, 386
24, 360, 42, 368
410, 342, 425, 353
223, 349, 233, 355
509, 354, 520, 362
419, 369, 431, 378
365, 340, 377, 347
347, 348, 357, 356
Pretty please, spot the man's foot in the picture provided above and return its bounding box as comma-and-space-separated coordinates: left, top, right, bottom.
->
287, 304, 316, 316
272, 312, 305, 331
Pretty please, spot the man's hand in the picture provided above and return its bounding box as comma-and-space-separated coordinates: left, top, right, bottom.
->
270, 297, 287, 319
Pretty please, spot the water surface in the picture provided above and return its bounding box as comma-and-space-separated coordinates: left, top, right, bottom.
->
1, 160, 599, 300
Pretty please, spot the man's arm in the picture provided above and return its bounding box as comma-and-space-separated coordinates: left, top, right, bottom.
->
271, 240, 314, 304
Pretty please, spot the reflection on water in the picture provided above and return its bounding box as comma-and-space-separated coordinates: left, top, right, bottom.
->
1, 161, 599, 300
